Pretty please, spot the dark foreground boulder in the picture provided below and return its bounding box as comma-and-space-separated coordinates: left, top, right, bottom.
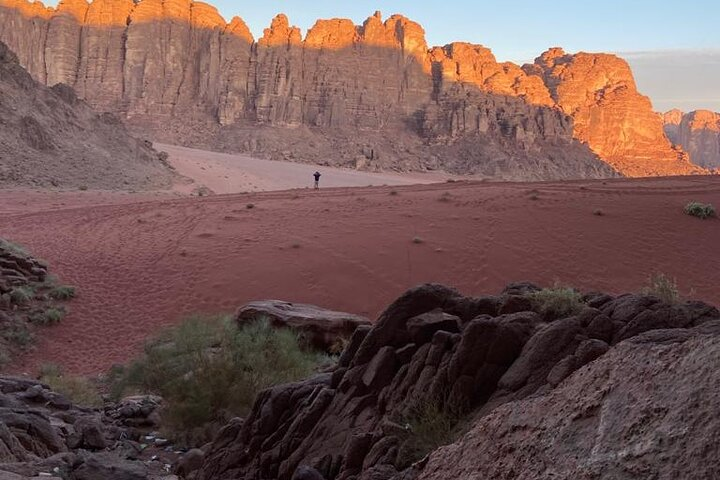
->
235, 300, 372, 352
199, 283, 720, 480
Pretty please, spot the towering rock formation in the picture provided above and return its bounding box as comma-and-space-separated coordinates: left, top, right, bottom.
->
663, 110, 720, 169
527, 48, 701, 176
0, 0, 705, 178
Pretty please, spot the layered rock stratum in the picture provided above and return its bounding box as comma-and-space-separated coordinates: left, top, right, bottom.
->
663, 109, 720, 169
0, 0, 704, 178
198, 283, 720, 480
0, 40, 174, 189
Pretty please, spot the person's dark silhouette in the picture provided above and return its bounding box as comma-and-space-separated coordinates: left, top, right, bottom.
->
313, 171, 321, 189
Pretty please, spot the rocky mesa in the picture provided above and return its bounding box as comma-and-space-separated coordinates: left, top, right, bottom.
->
664, 109, 720, 170
0, 0, 704, 179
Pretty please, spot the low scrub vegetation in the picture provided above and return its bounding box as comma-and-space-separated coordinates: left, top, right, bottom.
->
396, 399, 463, 469
48, 285, 76, 300
684, 201, 716, 219
109, 316, 330, 446
528, 285, 584, 318
642, 273, 680, 304
28, 307, 66, 326
39, 364, 102, 407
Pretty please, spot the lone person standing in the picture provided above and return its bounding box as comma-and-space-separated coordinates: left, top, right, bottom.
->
313, 171, 321, 190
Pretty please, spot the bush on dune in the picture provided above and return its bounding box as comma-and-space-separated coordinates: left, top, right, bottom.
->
110, 315, 330, 446
684, 201, 716, 219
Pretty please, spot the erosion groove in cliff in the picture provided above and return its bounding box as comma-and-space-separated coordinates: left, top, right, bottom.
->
0, 0, 704, 178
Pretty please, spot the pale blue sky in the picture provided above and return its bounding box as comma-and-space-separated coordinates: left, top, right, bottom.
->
43, 0, 720, 111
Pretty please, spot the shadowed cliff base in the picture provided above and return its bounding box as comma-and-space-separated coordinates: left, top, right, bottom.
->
0, 1, 705, 179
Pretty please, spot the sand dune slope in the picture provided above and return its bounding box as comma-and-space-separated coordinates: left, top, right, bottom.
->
1, 176, 719, 374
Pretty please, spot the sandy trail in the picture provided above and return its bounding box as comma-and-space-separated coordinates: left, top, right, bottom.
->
2, 175, 720, 374
159, 143, 451, 194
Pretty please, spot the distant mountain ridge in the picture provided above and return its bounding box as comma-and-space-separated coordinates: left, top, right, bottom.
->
663, 109, 720, 170
0, 0, 705, 179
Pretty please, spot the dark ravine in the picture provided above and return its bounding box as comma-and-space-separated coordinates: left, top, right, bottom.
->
197, 283, 720, 480
0, 0, 704, 178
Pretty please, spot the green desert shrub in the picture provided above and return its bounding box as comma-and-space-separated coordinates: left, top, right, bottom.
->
642, 273, 680, 304
39, 364, 103, 407
48, 285, 76, 300
529, 286, 584, 318
396, 400, 462, 469
3, 325, 33, 347
110, 315, 329, 446
0, 239, 29, 257
9, 286, 34, 305
684, 201, 716, 219
29, 307, 66, 326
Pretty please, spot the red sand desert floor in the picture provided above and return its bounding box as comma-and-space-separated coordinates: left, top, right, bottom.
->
2, 176, 720, 374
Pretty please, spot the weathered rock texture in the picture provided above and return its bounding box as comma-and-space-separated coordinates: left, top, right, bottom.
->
0, 1, 704, 178
0, 40, 174, 190
0, 376, 177, 479
236, 300, 371, 353
198, 283, 720, 480
664, 109, 720, 169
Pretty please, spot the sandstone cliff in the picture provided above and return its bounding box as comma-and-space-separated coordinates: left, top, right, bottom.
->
664, 109, 720, 169
0, 0, 703, 178
0, 41, 174, 189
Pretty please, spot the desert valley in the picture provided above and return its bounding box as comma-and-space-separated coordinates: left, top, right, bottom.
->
0, 0, 719, 479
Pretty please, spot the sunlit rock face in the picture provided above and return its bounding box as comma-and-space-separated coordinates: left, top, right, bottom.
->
664, 109, 720, 169
0, 0, 706, 177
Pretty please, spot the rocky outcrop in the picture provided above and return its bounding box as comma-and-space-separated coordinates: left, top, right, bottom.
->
235, 301, 371, 353
664, 109, 720, 169
0, 238, 72, 366
527, 48, 702, 176
0, 376, 177, 480
0, 1, 701, 178
417, 321, 720, 480
0, 40, 174, 190
198, 283, 720, 480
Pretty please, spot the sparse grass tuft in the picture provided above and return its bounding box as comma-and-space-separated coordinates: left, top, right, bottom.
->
396, 400, 462, 469
29, 307, 66, 326
528, 285, 584, 319
684, 201, 716, 219
642, 273, 680, 304
3, 325, 33, 347
49, 285, 76, 300
0, 239, 29, 257
39, 364, 103, 407
109, 316, 329, 446
9, 286, 34, 305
